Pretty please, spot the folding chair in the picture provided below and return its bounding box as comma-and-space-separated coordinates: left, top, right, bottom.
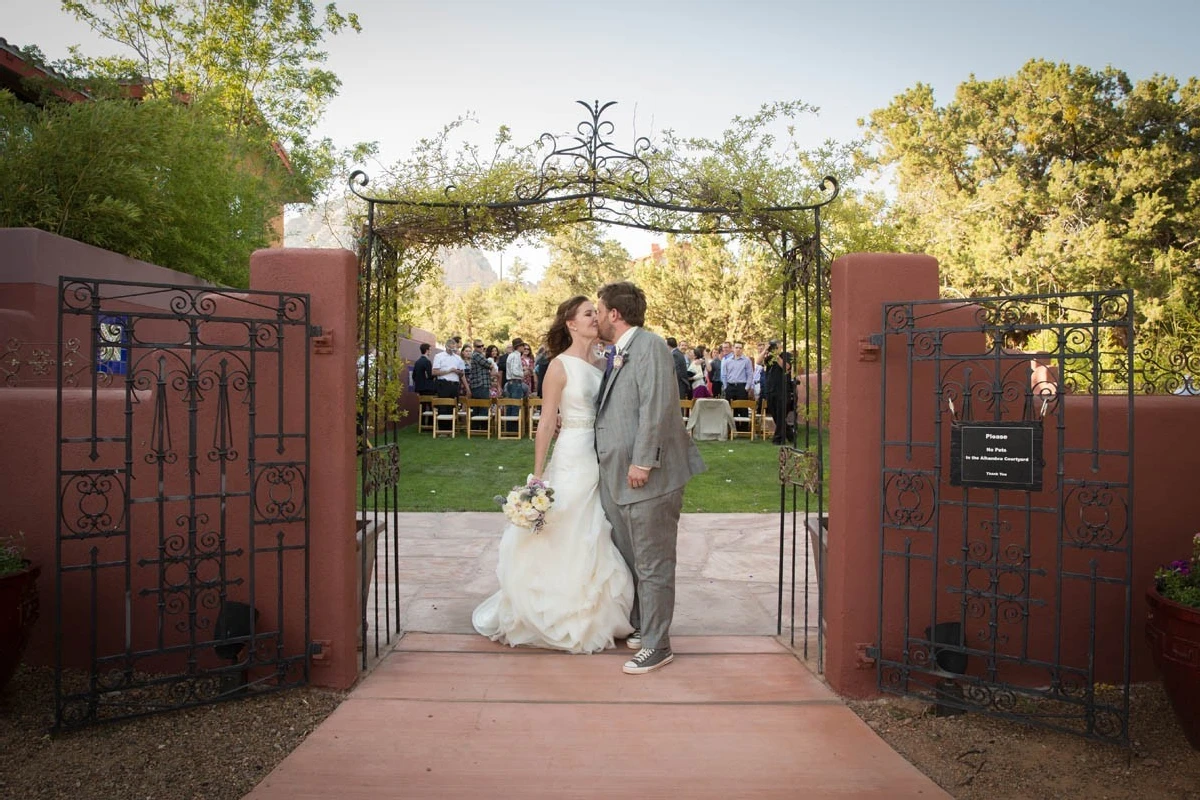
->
431, 397, 458, 438
729, 400, 756, 440
679, 399, 694, 423
495, 397, 525, 439
465, 398, 494, 439
755, 397, 772, 440
457, 398, 469, 434
417, 395, 435, 433
527, 397, 544, 439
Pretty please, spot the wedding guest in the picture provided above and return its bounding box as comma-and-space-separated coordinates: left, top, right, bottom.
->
411, 343, 436, 395
485, 345, 503, 398
723, 341, 753, 403
467, 342, 495, 400
689, 346, 711, 399
520, 342, 537, 396
432, 338, 466, 398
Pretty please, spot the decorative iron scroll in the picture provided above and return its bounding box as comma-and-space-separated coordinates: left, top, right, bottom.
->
779, 446, 820, 493
1137, 342, 1200, 395
349, 100, 839, 243
884, 290, 1199, 398
2, 337, 92, 387
54, 277, 312, 730
876, 288, 1136, 745
361, 444, 400, 499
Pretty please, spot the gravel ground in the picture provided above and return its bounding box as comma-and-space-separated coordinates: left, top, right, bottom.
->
849, 683, 1200, 800
0, 665, 344, 800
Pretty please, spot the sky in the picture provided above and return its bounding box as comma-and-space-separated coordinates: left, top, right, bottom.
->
4, 0, 1198, 278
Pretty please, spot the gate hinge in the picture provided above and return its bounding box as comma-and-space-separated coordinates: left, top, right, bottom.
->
311, 330, 334, 355
858, 335, 882, 362
856, 643, 878, 668
310, 639, 331, 663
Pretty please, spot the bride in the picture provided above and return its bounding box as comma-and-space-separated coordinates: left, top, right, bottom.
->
472, 296, 634, 653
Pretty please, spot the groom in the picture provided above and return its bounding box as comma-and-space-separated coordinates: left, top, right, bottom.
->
594, 281, 706, 674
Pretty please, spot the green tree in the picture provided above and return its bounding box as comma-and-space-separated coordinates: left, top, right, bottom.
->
59, 0, 361, 199
388, 100, 901, 357
865, 59, 1200, 336
539, 224, 631, 297
0, 91, 275, 286
631, 235, 776, 347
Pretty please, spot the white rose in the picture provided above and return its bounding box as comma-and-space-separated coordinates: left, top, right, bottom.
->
523, 507, 541, 521
532, 494, 551, 512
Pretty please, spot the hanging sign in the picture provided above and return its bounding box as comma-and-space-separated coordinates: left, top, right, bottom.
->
950, 421, 1043, 491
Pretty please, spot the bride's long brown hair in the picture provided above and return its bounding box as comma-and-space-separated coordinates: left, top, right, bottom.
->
544, 295, 590, 359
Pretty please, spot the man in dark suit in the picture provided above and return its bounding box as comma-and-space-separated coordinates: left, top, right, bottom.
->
666, 337, 690, 400
411, 343, 436, 395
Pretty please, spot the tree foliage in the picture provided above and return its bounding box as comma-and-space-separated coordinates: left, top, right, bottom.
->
58, 0, 361, 199
0, 91, 277, 285
866, 59, 1200, 336
366, 101, 898, 350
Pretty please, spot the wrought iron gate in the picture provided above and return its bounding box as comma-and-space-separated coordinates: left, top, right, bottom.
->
55, 278, 312, 729
777, 232, 831, 672
356, 226, 403, 668
875, 289, 1135, 743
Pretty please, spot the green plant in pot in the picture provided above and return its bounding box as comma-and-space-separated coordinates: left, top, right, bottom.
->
0, 533, 41, 694
1146, 532, 1200, 749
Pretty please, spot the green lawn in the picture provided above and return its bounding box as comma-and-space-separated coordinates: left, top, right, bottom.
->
363, 424, 829, 513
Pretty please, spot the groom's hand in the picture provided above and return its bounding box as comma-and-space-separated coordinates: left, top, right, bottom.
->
627, 464, 651, 489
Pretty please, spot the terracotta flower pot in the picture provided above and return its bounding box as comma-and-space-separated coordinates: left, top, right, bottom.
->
1145, 588, 1200, 749
0, 562, 41, 693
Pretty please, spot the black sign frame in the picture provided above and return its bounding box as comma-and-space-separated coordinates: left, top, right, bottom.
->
950, 420, 1044, 491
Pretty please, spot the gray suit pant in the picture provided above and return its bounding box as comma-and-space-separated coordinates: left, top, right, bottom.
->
601, 488, 684, 651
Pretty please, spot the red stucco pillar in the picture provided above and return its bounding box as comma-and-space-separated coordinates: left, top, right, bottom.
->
826, 253, 940, 697
251, 247, 359, 690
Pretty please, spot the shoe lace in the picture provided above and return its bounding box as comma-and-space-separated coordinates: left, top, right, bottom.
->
633, 647, 656, 664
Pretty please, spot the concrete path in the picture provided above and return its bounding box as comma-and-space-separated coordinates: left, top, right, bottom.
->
245, 633, 948, 799
361, 512, 821, 643
243, 514, 949, 799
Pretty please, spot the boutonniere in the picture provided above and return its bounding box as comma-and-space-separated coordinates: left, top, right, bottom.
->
612, 348, 630, 370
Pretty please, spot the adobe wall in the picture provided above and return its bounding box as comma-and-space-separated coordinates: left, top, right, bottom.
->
825, 253, 1200, 697
0, 231, 362, 691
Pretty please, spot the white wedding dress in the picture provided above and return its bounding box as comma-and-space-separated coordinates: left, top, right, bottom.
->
472, 354, 634, 653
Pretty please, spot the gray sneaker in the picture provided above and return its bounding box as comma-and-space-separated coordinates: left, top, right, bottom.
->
623, 647, 673, 675
625, 629, 642, 649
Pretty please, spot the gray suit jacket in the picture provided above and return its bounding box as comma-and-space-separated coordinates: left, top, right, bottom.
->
595, 329, 706, 506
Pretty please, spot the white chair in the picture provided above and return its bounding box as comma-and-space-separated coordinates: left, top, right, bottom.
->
431, 397, 458, 438
465, 398, 494, 439
417, 395, 435, 433
527, 397, 544, 438
496, 397, 525, 439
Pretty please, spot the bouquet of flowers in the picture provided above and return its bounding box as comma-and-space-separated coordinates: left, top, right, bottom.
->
496, 475, 555, 533
1154, 532, 1200, 609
